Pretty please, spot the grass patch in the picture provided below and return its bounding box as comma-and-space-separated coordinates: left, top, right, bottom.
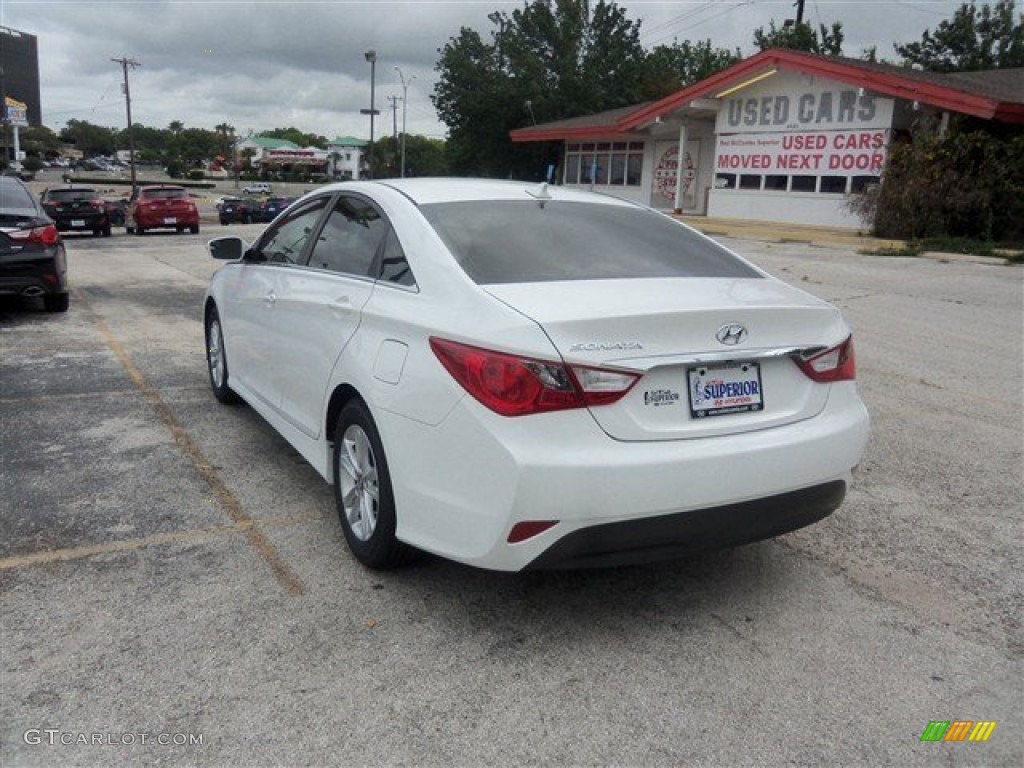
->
860, 237, 1024, 262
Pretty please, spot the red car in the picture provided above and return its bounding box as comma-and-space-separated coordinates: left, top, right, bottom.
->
126, 185, 200, 235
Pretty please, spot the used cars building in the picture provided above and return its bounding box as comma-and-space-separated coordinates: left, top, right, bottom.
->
510, 48, 1024, 228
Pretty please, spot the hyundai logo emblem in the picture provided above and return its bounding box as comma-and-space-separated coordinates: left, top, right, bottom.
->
716, 323, 748, 346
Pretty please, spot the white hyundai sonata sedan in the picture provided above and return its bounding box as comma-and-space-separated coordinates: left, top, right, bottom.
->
204, 178, 869, 571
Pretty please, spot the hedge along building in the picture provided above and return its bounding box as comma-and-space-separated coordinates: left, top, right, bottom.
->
510, 48, 1024, 229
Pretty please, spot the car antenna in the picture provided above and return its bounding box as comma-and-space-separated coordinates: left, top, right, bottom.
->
526, 181, 552, 207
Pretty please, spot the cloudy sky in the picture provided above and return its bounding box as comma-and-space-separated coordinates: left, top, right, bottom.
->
3, 0, 967, 141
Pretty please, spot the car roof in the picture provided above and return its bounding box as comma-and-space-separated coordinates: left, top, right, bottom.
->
312, 177, 640, 208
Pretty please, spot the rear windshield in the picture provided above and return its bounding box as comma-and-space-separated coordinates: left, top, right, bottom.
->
46, 189, 97, 202
419, 201, 761, 284
0, 178, 38, 210
142, 188, 187, 200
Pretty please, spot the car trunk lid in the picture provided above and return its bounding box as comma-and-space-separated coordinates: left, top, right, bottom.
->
483, 277, 847, 441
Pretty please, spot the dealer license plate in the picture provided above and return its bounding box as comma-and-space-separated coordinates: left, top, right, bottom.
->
71, 219, 85, 227
688, 362, 764, 419
163, 217, 177, 225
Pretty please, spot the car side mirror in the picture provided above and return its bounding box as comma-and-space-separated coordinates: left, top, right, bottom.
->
208, 236, 245, 261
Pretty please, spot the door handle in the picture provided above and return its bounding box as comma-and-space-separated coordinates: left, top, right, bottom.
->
264, 291, 277, 306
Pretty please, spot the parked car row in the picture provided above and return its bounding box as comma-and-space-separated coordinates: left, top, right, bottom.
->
218, 196, 296, 225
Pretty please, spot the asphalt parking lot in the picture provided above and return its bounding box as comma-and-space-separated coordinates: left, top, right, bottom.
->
1, 224, 1021, 767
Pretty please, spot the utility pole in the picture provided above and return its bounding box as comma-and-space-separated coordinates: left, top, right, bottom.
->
111, 56, 140, 192
387, 95, 400, 153
795, 0, 805, 24
394, 66, 416, 178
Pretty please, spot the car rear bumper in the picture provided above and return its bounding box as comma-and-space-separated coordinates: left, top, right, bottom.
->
380, 382, 870, 571
523, 480, 845, 569
52, 214, 107, 230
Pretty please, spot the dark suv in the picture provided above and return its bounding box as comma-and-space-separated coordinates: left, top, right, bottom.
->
0, 176, 70, 312
39, 186, 112, 237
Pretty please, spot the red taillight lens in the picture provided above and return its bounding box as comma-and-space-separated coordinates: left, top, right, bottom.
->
794, 335, 856, 382
430, 337, 638, 417
8, 224, 59, 246
507, 520, 559, 543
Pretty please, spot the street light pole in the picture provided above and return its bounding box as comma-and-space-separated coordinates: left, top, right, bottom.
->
394, 66, 416, 178
360, 50, 379, 179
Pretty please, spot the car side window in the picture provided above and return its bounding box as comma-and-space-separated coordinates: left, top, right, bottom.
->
307, 195, 386, 278
377, 227, 416, 287
256, 197, 329, 265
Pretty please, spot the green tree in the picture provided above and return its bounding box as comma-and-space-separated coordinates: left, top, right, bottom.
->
641, 40, 741, 99
402, 135, 449, 176
59, 119, 118, 155
433, 0, 650, 177
894, 0, 1024, 71
260, 127, 327, 148
753, 20, 844, 55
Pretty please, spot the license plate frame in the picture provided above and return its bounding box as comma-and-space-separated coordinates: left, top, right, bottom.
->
688, 361, 765, 419
163, 217, 177, 225
71, 219, 86, 227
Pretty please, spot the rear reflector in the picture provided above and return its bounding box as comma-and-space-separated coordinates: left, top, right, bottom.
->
508, 521, 559, 543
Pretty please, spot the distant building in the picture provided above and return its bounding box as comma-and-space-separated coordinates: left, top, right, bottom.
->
326, 136, 368, 179
237, 136, 301, 167
511, 48, 1024, 229
1, 26, 42, 126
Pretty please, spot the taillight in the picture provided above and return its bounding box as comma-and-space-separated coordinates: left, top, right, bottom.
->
794, 335, 856, 382
8, 224, 59, 246
430, 337, 639, 417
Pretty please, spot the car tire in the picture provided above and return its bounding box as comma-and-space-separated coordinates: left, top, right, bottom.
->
190, 224, 200, 234
125, 222, 135, 234
204, 306, 240, 405
135, 224, 145, 236
334, 400, 412, 569
219, 218, 228, 226
102, 224, 112, 237
44, 293, 70, 313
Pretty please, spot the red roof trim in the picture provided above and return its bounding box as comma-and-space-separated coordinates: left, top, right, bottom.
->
619, 48, 1010, 129
511, 49, 1021, 143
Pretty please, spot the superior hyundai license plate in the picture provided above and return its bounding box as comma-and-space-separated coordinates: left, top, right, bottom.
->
71, 219, 85, 227
688, 362, 764, 419
163, 217, 177, 225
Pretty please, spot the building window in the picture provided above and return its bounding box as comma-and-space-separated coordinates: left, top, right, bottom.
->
715, 174, 736, 189
564, 141, 643, 187
764, 175, 787, 191
819, 176, 847, 194
791, 176, 816, 192
739, 174, 761, 190
850, 176, 878, 194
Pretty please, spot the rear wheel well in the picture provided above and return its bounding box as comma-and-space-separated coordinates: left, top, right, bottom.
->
326, 384, 364, 468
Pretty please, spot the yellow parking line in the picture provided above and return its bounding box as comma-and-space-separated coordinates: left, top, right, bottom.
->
71, 288, 307, 596
0, 513, 327, 571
